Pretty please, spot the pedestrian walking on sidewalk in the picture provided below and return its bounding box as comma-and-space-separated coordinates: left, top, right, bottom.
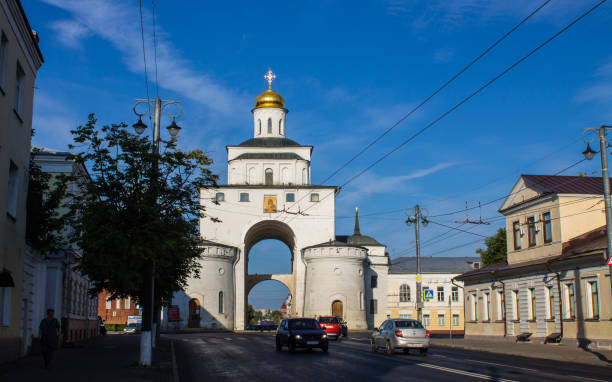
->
39, 309, 61, 369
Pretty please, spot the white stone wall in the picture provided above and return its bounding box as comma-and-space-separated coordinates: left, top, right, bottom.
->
252, 107, 287, 138
303, 246, 368, 329
227, 158, 311, 186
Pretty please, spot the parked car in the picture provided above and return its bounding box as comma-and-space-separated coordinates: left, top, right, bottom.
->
276, 318, 328, 353
317, 316, 342, 340
246, 324, 262, 331
261, 324, 277, 331
371, 319, 430, 355
123, 323, 141, 334
335, 316, 348, 337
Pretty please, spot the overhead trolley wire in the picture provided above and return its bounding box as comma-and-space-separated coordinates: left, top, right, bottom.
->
283, 0, 606, 226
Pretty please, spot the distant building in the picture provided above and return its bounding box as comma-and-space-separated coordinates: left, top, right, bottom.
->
97, 290, 140, 327
455, 175, 612, 349
0, 0, 44, 362
26, 148, 99, 347
387, 257, 479, 334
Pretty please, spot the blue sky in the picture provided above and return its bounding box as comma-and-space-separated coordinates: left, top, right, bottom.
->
24, 0, 612, 309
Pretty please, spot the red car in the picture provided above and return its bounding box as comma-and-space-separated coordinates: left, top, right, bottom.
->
318, 316, 342, 340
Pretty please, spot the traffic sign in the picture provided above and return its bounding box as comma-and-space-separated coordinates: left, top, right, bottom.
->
607, 254, 612, 266
423, 288, 434, 301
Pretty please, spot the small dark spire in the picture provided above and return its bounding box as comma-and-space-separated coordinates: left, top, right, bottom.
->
353, 207, 361, 236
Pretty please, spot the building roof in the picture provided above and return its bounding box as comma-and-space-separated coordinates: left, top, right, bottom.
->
231, 152, 305, 161
522, 175, 608, 195
389, 256, 480, 274
233, 137, 307, 148
335, 235, 383, 246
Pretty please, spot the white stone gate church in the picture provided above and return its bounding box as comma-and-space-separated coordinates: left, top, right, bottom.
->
165, 71, 389, 330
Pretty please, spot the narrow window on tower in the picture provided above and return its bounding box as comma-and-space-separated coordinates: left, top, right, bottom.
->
267, 118, 272, 133
258, 119, 261, 135
218, 291, 224, 314
279, 119, 282, 134
265, 168, 273, 185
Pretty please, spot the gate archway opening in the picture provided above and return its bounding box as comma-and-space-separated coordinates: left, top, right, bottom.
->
247, 280, 291, 325
332, 300, 344, 319
188, 298, 201, 328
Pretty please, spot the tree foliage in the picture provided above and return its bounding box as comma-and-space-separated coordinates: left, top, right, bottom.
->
26, 148, 71, 253
68, 114, 218, 304
475, 228, 508, 267
269, 310, 282, 324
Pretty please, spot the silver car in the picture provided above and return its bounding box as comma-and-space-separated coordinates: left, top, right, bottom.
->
371, 319, 430, 355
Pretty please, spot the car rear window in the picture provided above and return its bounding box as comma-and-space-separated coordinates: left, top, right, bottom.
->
318, 317, 339, 323
289, 319, 320, 329
395, 320, 424, 329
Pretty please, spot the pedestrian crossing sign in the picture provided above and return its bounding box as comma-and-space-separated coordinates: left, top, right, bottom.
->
423, 288, 434, 301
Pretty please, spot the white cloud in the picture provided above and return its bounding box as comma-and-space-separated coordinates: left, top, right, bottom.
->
575, 59, 612, 104
41, 0, 246, 116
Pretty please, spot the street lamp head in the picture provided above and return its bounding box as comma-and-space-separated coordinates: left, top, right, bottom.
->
421, 217, 429, 227
582, 142, 597, 161
133, 117, 147, 135
166, 118, 182, 138
405, 218, 413, 226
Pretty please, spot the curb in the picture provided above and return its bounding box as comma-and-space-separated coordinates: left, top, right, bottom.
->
431, 342, 611, 367
171, 340, 180, 382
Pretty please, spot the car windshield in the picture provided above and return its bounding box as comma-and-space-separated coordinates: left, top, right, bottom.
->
289, 319, 320, 330
395, 320, 424, 329
318, 317, 338, 323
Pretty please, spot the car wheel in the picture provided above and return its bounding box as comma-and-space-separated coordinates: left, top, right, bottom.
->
419, 348, 428, 356
275, 337, 282, 352
288, 339, 296, 353
370, 340, 377, 353
321, 345, 328, 353
385, 340, 394, 355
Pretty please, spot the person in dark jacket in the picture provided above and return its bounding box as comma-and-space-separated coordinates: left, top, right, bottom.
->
39, 309, 61, 369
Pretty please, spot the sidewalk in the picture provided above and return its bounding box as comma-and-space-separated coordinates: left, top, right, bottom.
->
431, 337, 612, 367
0, 334, 174, 382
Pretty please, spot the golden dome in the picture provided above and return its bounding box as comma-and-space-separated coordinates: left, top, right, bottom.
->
255, 88, 285, 109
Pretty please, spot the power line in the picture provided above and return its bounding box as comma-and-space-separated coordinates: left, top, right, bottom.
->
319, 0, 553, 185
339, 0, 606, 190
282, 0, 553, 215
427, 220, 490, 238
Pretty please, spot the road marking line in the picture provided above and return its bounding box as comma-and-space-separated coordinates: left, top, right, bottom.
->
417, 363, 517, 382
465, 358, 538, 372
571, 377, 609, 382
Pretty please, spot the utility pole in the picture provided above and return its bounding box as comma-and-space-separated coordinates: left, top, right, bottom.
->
406, 205, 428, 323
582, 125, 612, 313
132, 97, 182, 366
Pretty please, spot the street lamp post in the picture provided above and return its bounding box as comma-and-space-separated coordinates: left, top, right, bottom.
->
406, 205, 428, 323
132, 96, 182, 366
581, 125, 612, 314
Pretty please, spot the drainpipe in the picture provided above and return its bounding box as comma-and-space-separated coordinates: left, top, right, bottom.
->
545, 260, 563, 340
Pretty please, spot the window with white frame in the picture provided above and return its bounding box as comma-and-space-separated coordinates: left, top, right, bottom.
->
451, 286, 459, 302
0, 32, 7, 91
586, 280, 599, 319
125, 297, 131, 309
0, 287, 11, 326
14, 62, 25, 116
239, 192, 249, 202
483, 292, 490, 321
399, 314, 411, 319
437, 286, 444, 302
564, 283, 575, 319
452, 314, 460, 326
512, 290, 519, 320
112, 311, 117, 317
105, 298, 111, 310
215, 192, 225, 202
310, 193, 319, 202
423, 314, 430, 327
545, 286, 554, 319
7, 160, 19, 218
469, 293, 477, 321
528, 288, 536, 320
496, 290, 505, 320
438, 314, 445, 326
399, 284, 410, 302
116, 299, 121, 309
285, 193, 295, 202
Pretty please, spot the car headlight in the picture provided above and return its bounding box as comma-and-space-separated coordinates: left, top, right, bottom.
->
295, 335, 302, 340
322, 334, 327, 339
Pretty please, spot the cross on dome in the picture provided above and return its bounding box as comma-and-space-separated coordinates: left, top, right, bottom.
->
264, 69, 276, 89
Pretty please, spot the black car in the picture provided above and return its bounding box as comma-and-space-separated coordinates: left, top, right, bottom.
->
275, 318, 328, 353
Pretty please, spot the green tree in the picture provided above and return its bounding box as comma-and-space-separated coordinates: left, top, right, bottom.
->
67, 114, 218, 307
26, 148, 71, 253
475, 228, 508, 267
270, 310, 282, 324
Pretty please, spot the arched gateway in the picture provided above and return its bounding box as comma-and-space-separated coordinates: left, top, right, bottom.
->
166, 71, 390, 330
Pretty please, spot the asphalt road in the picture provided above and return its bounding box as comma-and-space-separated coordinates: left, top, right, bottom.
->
168, 331, 611, 382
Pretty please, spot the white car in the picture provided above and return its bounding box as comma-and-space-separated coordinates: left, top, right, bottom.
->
371, 319, 430, 355
123, 323, 140, 333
